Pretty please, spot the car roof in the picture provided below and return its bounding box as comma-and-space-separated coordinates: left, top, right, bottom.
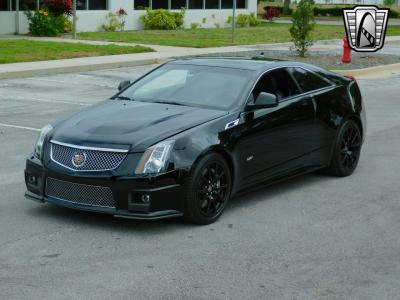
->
168, 57, 321, 73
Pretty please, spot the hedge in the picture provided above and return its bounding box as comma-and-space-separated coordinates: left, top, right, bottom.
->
263, 5, 400, 18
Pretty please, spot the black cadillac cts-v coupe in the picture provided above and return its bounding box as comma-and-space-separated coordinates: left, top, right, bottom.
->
25, 58, 366, 224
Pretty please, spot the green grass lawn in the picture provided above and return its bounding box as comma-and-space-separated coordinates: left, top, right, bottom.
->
78, 23, 400, 48
0, 40, 154, 64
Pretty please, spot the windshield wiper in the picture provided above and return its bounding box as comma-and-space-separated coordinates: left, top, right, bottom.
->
151, 100, 186, 106
114, 95, 133, 101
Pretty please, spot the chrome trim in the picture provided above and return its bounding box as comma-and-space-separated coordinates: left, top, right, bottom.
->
50, 140, 129, 153
225, 118, 240, 130
49, 142, 128, 172
243, 65, 336, 107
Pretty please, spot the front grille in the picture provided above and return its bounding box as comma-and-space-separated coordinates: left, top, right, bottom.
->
50, 141, 128, 172
46, 177, 115, 208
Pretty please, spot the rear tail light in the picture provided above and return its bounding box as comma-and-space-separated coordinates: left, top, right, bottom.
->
345, 75, 357, 81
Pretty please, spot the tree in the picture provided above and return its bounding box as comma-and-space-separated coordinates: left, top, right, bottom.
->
383, 0, 396, 6
290, 0, 315, 57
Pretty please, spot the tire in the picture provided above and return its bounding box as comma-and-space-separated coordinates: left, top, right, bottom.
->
326, 120, 362, 177
183, 153, 232, 225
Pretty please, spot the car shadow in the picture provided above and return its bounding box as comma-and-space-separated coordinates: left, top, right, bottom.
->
27, 204, 185, 234
228, 172, 329, 211
26, 172, 332, 232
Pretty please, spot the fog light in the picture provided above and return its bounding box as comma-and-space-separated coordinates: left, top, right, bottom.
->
141, 194, 151, 203
28, 175, 37, 185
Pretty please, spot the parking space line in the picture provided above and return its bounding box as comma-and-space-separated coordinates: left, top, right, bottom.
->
25, 77, 116, 89
0, 96, 90, 106
0, 123, 40, 132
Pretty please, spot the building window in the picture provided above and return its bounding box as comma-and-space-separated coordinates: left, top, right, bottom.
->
88, 0, 107, 10
171, 0, 186, 9
12, 0, 36, 10
237, 0, 246, 9
0, 0, 9, 11
76, 0, 86, 9
132, 0, 246, 11
188, 0, 202, 9
152, 0, 168, 9
221, 0, 245, 9
134, 0, 150, 10
205, 0, 218, 9
221, 0, 232, 9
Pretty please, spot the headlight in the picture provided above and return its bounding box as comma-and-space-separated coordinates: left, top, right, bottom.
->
135, 140, 174, 174
34, 124, 53, 160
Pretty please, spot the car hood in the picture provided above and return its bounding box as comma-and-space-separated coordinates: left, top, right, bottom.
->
51, 100, 227, 152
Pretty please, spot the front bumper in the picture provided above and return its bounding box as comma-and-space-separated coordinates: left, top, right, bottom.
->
24, 154, 185, 220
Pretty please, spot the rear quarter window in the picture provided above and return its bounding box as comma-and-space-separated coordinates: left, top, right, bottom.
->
289, 67, 332, 93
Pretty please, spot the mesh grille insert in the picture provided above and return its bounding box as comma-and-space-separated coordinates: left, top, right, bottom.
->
46, 177, 115, 208
50, 142, 127, 171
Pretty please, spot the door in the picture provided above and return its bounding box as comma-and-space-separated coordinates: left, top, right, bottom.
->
287, 67, 336, 167
233, 68, 316, 187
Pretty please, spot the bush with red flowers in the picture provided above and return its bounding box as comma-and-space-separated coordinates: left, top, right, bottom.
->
25, 0, 72, 36
43, 0, 72, 16
263, 7, 282, 21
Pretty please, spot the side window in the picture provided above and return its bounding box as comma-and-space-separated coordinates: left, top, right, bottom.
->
289, 67, 331, 93
252, 69, 300, 102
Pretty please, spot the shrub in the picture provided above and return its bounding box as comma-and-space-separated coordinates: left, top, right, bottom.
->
190, 22, 200, 29
237, 14, 249, 27
42, 0, 72, 16
290, 0, 315, 57
313, 6, 346, 17
102, 9, 128, 32
389, 9, 399, 18
102, 12, 120, 32
267, 4, 399, 19
25, 9, 65, 36
63, 17, 72, 32
229, 13, 261, 27
248, 13, 261, 26
173, 8, 185, 28
140, 8, 185, 30
117, 8, 128, 31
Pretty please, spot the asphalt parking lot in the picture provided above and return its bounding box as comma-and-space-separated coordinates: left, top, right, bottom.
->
1, 65, 400, 300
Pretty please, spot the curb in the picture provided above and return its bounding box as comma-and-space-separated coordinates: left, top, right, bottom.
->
332, 62, 400, 79
0, 58, 162, 80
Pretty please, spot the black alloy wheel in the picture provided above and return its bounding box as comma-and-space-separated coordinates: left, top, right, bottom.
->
184, 153, 231, 225
327, 120, 362, 177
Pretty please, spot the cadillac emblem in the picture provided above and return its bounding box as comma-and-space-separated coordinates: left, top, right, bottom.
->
72, 152, 87, 168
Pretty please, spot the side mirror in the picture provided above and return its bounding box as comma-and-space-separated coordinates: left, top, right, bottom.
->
118, 80, 131, 91
253, 92, 278, 108
245, 92, 278, 111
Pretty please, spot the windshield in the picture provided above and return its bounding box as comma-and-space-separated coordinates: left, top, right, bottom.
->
119, 63, 253, 110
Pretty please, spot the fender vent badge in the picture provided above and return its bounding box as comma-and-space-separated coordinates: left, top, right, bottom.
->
225, 119, 239, 130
